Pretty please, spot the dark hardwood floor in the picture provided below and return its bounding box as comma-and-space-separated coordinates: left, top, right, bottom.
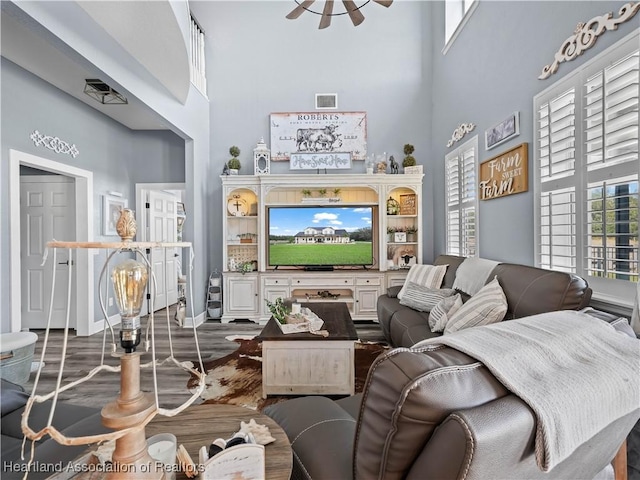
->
22, 312, 386, 409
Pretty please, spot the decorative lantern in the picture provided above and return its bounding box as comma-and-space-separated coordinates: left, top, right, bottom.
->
253, 138, 271, 175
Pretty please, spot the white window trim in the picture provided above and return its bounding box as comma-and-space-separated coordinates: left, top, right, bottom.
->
445, 135, 479, 257
442, 0, 479, 56
533, 29, 640, 307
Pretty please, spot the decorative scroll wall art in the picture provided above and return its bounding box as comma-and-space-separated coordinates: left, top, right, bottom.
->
446, 123, 476, 148
539, 2, 640, 80
270, 111, 367, 161
30, 130, 79, 158
479, 143, 528, 201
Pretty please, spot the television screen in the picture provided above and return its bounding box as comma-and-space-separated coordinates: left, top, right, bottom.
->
268, 206, 375, 268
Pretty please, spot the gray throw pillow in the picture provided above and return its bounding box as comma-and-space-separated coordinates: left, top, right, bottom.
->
399, 282, 456, 313
429, 293, 463, 332
444, 277, 507, 334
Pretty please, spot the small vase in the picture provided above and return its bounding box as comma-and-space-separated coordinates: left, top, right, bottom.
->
116, 208, 137, 241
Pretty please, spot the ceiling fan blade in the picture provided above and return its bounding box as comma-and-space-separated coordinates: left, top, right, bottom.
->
286, 0, 316, 19
319, 0, 334, 29
373, 0, 393, 7
342, 0, 365, 26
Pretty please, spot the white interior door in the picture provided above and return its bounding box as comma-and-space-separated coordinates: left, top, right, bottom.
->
148, 190, 178, 310
21, 176, 76, 329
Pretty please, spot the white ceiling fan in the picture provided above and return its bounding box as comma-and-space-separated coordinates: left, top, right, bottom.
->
286, 0, 393, 30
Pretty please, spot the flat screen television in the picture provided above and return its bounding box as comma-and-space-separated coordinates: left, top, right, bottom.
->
267, 205, 376, 269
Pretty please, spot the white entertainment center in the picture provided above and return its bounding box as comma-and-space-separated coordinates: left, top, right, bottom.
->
221, 173, 423, 323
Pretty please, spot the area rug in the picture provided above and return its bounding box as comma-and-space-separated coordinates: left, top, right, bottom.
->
188, 337, 389, 411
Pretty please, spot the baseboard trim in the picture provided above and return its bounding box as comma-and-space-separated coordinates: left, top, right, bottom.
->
183, 311, 206, 329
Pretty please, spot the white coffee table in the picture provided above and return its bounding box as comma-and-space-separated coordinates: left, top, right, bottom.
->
256, 302, 358, 398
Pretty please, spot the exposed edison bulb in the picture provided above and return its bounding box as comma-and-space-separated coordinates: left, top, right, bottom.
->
112, 259, 148, 353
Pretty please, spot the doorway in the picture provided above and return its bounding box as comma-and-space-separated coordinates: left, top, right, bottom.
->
9, 150, 94, 335
20, 174, 76, 329
135, 183, 185, 312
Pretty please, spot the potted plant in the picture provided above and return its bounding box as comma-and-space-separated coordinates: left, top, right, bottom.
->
386, 226, 396, 242
318, 188, 327, 197
301, 189, 312, 198
265, 297, 290, 324
227, 146, 241, 174
406, 226, 418, 242
332, 188, 341, 198
403, 144, 416, 170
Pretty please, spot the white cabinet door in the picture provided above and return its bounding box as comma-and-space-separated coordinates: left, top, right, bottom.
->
223, 274, 259, 321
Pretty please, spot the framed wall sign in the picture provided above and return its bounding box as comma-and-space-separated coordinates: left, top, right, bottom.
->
394, 232, 407, 243
479, 143, 528, 200
485, 111, 520, 150
270, 111, 367, 161
289, 152, 352, 170
399, 194, 417, 215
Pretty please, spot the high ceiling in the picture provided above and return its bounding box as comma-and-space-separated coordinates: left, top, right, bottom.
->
1, 1, 191, 131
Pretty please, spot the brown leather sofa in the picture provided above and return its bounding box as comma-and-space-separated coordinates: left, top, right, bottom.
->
377, 254, 593, 347
264, 313, 638, 480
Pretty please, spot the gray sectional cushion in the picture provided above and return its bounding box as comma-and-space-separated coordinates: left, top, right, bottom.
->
1, 389, 29, 417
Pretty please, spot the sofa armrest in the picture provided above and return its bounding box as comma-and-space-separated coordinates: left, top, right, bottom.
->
411, 395, 631, 480
263, 396, 356, 480
581, 307, 637, 338
387, 285, 402, 298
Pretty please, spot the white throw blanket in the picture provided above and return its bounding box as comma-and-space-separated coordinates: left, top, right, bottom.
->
452, 257, 500, 295
417, 311, 640, 472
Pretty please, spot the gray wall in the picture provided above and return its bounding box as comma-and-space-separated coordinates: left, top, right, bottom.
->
429, 1, 639, 264
190, 0, 432, 270
0, 58, 185, 332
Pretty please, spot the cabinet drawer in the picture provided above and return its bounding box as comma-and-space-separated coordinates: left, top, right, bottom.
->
356, 277, 382, 286
293, 277, 354, 287
263, 277, 289, 286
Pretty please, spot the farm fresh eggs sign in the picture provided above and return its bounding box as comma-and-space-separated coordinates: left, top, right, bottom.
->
270, 112, 367, 161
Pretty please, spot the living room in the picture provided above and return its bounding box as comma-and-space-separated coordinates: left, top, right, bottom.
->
1, 0, 639, 479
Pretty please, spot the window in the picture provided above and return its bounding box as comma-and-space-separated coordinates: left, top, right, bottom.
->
446, 136, 479, 257
534, 32, 639, 305
444, 0, 478, 53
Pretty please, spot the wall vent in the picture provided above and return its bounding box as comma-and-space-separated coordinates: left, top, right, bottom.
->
315, 93, 338, 110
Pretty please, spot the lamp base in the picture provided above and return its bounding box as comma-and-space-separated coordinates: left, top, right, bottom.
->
98, 352, 164, 480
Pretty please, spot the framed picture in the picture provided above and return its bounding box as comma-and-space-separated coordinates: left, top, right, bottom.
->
485, 112, 520, 150
102, 194, 128, 236
270, 111, 367, 161
394, 232, 407, 243
479, 143, 528, 200
399, 194, 417, 215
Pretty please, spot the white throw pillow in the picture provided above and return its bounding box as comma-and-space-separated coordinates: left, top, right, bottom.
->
429, 293, 463, 333
444, 277, 507, 334
397, 264, 448, 300
399, 283, 456, 312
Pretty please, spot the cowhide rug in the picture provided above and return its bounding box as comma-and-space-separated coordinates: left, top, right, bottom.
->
188, 337, 389, 411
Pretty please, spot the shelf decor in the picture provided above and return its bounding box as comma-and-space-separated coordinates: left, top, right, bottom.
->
253, 138, 271, 175
399, 194, 417, 215
386, 197, 400, 215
